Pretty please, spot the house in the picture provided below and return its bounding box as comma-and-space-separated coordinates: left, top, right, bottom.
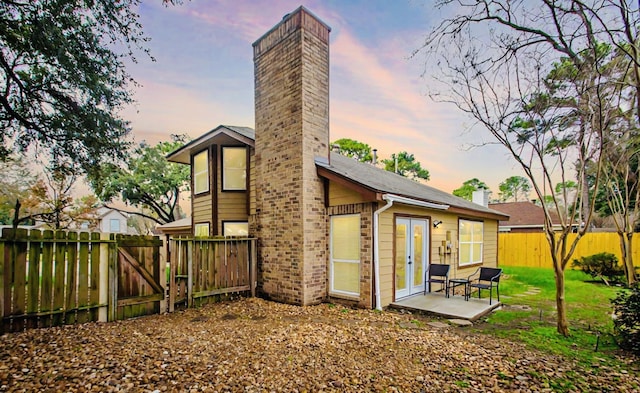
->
166, 6, 509, 310
488, 201, 563, 233
94, 207, 130, 234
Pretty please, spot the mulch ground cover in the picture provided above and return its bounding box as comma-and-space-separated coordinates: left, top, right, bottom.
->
0, 297, 638, 392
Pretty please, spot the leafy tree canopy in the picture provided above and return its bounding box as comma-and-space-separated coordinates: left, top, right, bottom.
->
91, 135, 191, 225
382, 152, 430, 181
1, 157, 100, 229
0, 0, 154, 177
0, 156, 38, 224
332, 138, 373, 162
452, 178, 489, 201
499, 176, 531, 202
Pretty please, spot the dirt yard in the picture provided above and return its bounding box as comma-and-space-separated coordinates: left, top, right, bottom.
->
0, 297, 638, 392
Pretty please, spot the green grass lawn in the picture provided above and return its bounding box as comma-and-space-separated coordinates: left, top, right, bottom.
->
477, 266, 633, 369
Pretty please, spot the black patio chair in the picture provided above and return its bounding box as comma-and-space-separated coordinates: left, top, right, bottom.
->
467, 267, 502, 305
424, 263, 450, 296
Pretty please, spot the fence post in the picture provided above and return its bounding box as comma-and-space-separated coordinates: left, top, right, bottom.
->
159, 235, 168, 314
98, 233, 109, 322
251, 239, 257, 297
107, 234, 118, 322
187, 240, 193, 308
0, 230, 4, 332
169, 238, 177, 313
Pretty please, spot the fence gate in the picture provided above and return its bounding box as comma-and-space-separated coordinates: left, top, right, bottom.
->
113, 235, 164, 320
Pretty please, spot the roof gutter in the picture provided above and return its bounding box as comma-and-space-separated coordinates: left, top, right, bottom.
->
373, 194, 449, 311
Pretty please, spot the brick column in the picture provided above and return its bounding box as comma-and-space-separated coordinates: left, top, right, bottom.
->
252, 7, 330, 305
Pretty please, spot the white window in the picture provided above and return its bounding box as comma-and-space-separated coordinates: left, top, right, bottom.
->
193, 150, 209, 194
222, 147, 246, 191
223, 222, 249, 237
330, 214, 360, 296
459, 219, 483, 266
194, 223, 210, 237
109, 219, 120, 233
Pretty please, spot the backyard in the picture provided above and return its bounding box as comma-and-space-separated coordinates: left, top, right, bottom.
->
0, 267, 638, 392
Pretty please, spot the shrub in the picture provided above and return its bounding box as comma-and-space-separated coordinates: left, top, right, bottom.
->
571, 252, 625, 285
611, 283, 640, 355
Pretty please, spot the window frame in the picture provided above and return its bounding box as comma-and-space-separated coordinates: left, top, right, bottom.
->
222, 221, 249, 237
193, 149, 210, 195
329, 213, 361, 297
458, 219, 484, 266
221, 146, 247, 192
109, 218, 121, 233
194, 222, 210, 237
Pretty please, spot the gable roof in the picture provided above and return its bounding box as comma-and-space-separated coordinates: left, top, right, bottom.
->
488, 201, 561, 229
167, 125, 255, 164
316, 152, 509, 220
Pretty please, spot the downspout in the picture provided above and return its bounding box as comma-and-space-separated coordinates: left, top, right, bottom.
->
373, 196, 394, 311
373, 194, 449, 311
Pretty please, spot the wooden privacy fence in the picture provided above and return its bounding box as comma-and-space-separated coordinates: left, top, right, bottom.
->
498, 232, 640, 268
1, 229, 165, 333
1, 229, 258, 333
168, 236, 258, 312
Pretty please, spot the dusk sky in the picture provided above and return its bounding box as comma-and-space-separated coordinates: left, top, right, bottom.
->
121, 0, 521, 195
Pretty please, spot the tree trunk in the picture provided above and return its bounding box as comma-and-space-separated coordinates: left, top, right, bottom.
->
625, 232, 637, 285
580, 169, 590, 231
553, 260, 570, 336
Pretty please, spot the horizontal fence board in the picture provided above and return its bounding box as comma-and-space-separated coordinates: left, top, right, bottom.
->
193, 285, 251, 298
117, 293, 164, 307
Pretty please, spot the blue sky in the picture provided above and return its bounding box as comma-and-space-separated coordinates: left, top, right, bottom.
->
121, 0, 520, 194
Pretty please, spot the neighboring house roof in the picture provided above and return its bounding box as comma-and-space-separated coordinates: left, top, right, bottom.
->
488, 201, 561, 230
316, 153, 509, 220
167, 125, 255, 164
96, 207, 128, 220
155, 217, 192, 235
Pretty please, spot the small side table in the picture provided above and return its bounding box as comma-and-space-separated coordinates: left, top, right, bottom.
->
448, 278, 470, 300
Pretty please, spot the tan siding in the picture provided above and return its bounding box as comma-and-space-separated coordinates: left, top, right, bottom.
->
218, 192, 249, 227
192, 195, 211, 225
328, 182, 366, 206
483, 220, 498, 268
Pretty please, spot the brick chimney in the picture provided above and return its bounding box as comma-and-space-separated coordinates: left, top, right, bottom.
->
251, 7, 331, 305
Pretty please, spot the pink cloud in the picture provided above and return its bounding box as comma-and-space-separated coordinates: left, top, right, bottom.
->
122, 78, 253, 142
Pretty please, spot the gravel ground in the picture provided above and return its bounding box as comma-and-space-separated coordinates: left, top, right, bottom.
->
0, 297, 638, 392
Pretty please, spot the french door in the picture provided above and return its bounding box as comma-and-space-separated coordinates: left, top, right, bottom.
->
395, 218, 429, 299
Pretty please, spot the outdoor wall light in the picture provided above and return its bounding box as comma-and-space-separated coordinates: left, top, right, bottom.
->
433, 220, 443, 228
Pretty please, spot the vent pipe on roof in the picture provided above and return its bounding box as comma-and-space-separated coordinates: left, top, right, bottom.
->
372, 148, 377, 165
472, 190, 491, 207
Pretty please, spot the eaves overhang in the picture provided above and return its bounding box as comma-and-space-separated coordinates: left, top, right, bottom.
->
166, 125, 255, 164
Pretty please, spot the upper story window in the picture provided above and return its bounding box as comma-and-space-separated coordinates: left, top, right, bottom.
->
223, 221, 249, 237
222, 147, 247, 191
193, 150, 209, 194
109, 218, 121, 233
459, 219, 483, 266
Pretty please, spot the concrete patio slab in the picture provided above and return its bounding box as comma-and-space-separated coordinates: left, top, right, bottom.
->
390, 293, 501, 321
